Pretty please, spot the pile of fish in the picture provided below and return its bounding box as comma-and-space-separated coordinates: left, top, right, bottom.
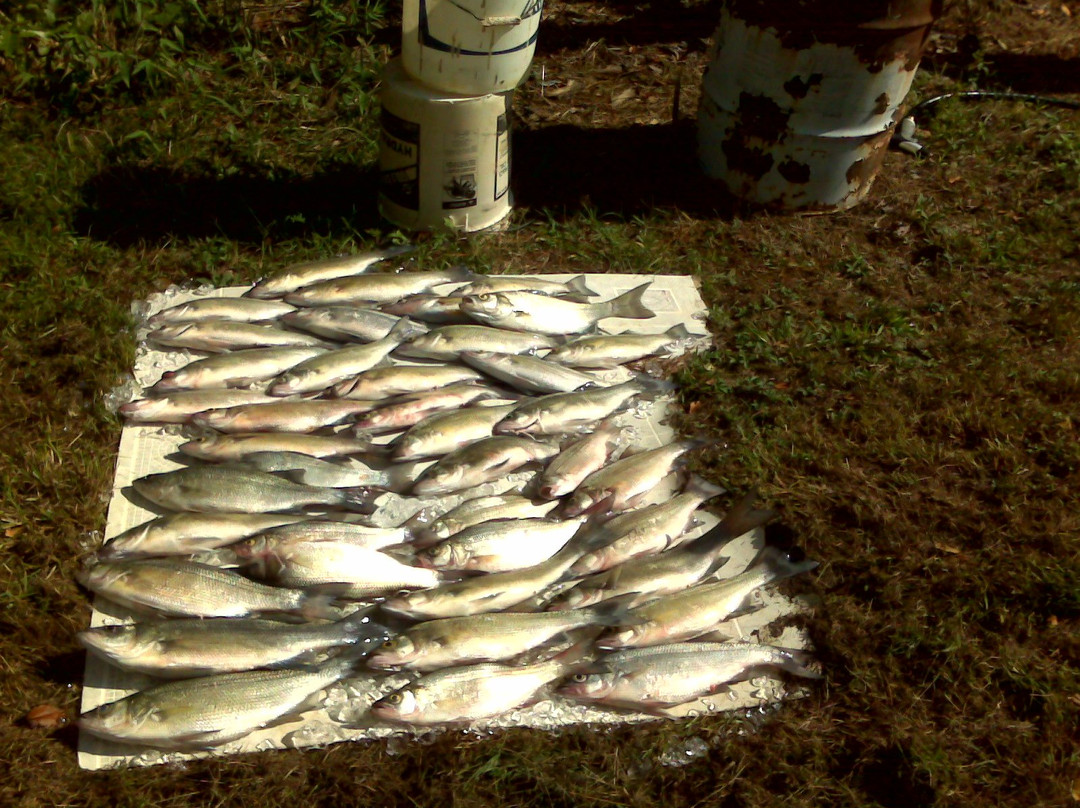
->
77, 247, 821, 754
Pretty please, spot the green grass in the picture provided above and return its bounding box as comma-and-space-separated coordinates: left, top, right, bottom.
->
1, 0, 1078, 806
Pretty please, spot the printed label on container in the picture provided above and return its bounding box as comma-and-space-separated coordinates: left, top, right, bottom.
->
442, 129, 479, 210
495, 113, 510, 201
380, 110, 420, 211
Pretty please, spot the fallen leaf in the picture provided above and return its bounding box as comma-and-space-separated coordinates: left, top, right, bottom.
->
24, 704, 70, 729
933, 540, 962, 555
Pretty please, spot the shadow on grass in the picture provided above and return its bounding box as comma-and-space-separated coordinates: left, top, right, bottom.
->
72, 162, 386, 247
72, 121, 739, 244
535, 0, 721, 54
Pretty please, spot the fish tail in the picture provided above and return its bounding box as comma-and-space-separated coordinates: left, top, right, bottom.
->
682, 474, 727, 502
386, 316, 428, 342
583, 592, 643, 627
602, 282, 656, 320
447, 265, 484, 285
334, 608, 393, 648
376, 243, 416, 262
759, 545, 819, 582
335, 486, 381, 514
685, 490, 777, 556
629, 375, 677, 400
772, 647, 824, 680
664, 322, 693, 341
565, 275, 599, 298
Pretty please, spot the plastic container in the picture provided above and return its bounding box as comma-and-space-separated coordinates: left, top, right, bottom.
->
697, 0, 940, 211
378, 59, 513, 233
401, 0, 544, 95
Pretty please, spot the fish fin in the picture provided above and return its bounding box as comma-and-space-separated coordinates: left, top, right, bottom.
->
755, 545, 819, 581
335, 608, 394, 649
629, 374, 677, 400
603, 282, 655, 320
664, 322, 693, 341
771, 648, 824, 680
565, 275, 599, 298
584, 593, 645, 627
299, 592, 347, 620
680, 474, 727, 502
446, 265, 483, 286
336, 486, 383, 514
683, 490, 777, 556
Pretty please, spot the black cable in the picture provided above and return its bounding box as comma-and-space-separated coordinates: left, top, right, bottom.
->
908, 90, 1080, 120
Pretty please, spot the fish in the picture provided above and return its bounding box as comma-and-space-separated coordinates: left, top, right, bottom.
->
536, 420, 627, 499
595, 547, 818, 649
284, 267, 478, 307
78, 609, 390, 678
131, 465, 378, 514
178, 432, 376, 463
95, 512, 307, 560
119, 389, 283, 424
458, 283, 655, 335
367, 601, 627, 671
394, 325, 559, 362
454, 274, 598, 299
409, 494, 561, 544
150, 346, 328, 392
190, 399, 379, 433
380, 541, 587, 620
239, 451, 432, 493
146, 297, 296, 326
78, 656, 361, 749
561, 438, 707, 516
244, 244, 415, 299
76, 558, 329, 618
367, 652, 584, 726
380, 294, 473, 324
550, 490, 774, 609
493, 377, 672, 436
416, 516, 588, 573
280, 306, 412, 343
410, 435, 560, 496
267, 318, 427, 396
557, 641, 821, 714
459, 350, 606, 395
231, 519, 412, 554
147, 321, 331, 352
237, 538, 443, 599
545, 323, 696, 368
389, 404, 517, 461
351, 384, 512, 435
332, 364, 486, 400
564, 475, 725, 577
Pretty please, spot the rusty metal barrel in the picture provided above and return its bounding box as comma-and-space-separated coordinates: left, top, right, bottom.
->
697, 0, 941, 211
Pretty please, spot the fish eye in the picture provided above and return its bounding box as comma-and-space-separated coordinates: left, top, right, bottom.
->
571, 673, 589, 683
385, 692, 403, 705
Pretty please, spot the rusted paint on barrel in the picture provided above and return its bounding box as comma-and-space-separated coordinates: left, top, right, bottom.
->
697, 0, 941, 211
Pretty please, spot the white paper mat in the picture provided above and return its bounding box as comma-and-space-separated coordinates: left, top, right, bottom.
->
79, 274, 814, 770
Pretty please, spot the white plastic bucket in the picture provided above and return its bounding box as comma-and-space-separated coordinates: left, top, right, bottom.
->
378, 59, 513, 233
401, 0, 544, 95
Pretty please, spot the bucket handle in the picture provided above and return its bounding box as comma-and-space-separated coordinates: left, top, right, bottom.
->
446, 1, 523, 28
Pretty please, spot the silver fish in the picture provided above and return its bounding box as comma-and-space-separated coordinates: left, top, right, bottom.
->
367, 602, 625, 671
351, 384, 512, 434
459, 350, 605, 395
558, 641, 821, 714
77, 558, 325, 618
333, 364, 485, 400
231, 519, 411, 555
240, 451, 432, 492
545, 323, 695, 368
409, 494, 561, 544
146, 297, 296, 326
178, 432, 375, 462
190, 399, 378, 433
151, 346, 328, 392
119, 389, 283, 424
79, 656, 359, 749
367, 653, 582, 726
147, 321, 331, 352
493, 377, 671, 436
380, 294, 473, 324
459, 283, 655, 335
268, 318, 426, 396
244, 244, 415, 299
417, 516, 588, 573
132, 465, 377, 514
551, 490, 772, 609
536, 420, 627, 499
596, 547, 818, 649
238, 538, 442, 599
410, 435, 560, 496
562, 438, 707, 516
390, 404, 517, 461
280, 306, 411, 343
284, 267, 478, 307
395, 325, 559, 362
454, 274, 598, 298
78, 609, 389, 678
95, 512, 307, 560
